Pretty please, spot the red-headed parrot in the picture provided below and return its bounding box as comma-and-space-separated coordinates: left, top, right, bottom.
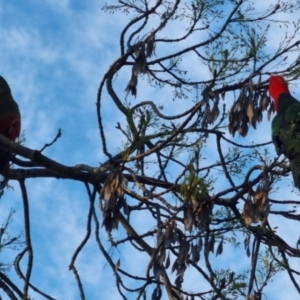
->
269, 75, 300, 188
0, 76, 21, 168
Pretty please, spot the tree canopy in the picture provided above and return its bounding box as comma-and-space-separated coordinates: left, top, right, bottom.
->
2, 0, 300, 299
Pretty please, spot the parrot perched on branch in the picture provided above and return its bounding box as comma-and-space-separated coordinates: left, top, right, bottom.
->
0, 76, 21, 167
269, 75, 300, 188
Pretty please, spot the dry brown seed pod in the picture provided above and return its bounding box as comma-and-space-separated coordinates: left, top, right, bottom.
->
207, 233, 215, 253
260, 94, 269, 111
151, 285, 162, 300
257, 75, 262, 87
157, 227, 164, 246
165, 253, 170, 269
175, 275, 183, 289
256, 107, 263, 123
164, 226, 173, 248
241, 121, 248, 137
197, 237, 203, 252
146, 33, 156, 58
248, 79, 254, 97
251, 114, 257, 129
157, 247, 166, 266
216, 238, 223, 256
212, 101, 220, 121
221, 90, 226, 101
244, 199, 254, 226
125, 74, 138, 97
246, 246, 251, 257
232, 100, 241, 113
115, 258, 121, 270
184, 205, 193, 232
246, 98, 255, 124
171, 259, 178, 274
191, 244, 200, 263
244, 236, 250, 249
205, 104, 215, 124
153, 262, 162, 281
132, 50, 147, 75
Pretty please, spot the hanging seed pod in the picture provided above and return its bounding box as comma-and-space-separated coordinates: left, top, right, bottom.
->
125, 74, 138, 97
123, 199, 129, 215
175, 275, 183, 289
165, 253, 170, 269
171, 259, 178, 274
205, 104, 215, 124
134, 45, 141, 58
256, 107, 263, 123
240, 120, 249, 137
213, 91, 220, 103
248, 79, 254, 98
172, 229, 178, 245
262, 169, 270, 192
164, 225, 173, 248
151, 285, 162, 300
212, 100, 220, 121
132, 49, 147, 75
207, 233, 215, 253
157, 247, 166, 266
216, 238, 223, 256
115, 258, 121, 270
244, 236, 250, 249
246, 245, 251, 257
257, 75, 262, 87
197, 236, 203, 252
243, 198, 254, 226
259, 93, 270, 111
267, 101, 275, 121
152, 262, 162, 281
254, 184, 269, 225
101, 170, 125, 204
251, 113, 257, 129
208, 90, 215, 100
146, 33, 156, 58
101, 170, 125, 232
191, 244, 200, 263
296, 237, 300, 249
232, 99, 242, 113
184, 205, 193, 232
246, 98, 255, 124
228, 121, 235, 136
221, 90, 226, 101
157, 227, 164, 247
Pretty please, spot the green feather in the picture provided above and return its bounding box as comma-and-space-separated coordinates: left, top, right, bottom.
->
0, 76, 20, 117
272, 93, 300, 188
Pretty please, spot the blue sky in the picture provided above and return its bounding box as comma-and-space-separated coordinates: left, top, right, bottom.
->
1, 1, 300, 299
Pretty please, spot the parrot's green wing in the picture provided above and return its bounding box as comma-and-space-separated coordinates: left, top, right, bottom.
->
272, 94, 300, 187
0, 76, 21, 141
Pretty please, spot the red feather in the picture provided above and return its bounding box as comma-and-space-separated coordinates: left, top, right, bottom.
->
0, 113, 21, 141
268, 75, 290, 111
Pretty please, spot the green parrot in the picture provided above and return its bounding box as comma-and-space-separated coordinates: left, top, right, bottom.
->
269, 75, 300, 188
0, 76, 21, 168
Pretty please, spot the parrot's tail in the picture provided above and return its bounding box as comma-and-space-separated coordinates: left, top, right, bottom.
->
290, 159, 300, 189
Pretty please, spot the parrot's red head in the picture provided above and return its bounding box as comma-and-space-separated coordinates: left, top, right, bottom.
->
268, 75, 290, 111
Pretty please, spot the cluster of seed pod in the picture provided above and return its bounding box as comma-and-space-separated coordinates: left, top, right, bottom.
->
151, 219, 224, 294
184, 196, 214, 233
125, 33, 156, 97
100, 169, 127, 232
201, 90, 222, 126
243, 173, 270, 227
228, 79, 274, 137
